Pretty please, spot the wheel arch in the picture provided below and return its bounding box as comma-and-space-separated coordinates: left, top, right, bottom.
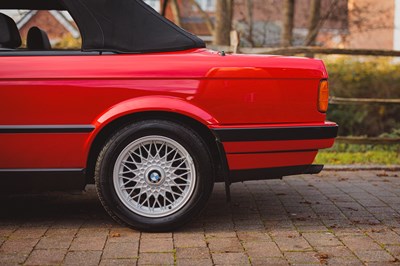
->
85, 111, 224, 184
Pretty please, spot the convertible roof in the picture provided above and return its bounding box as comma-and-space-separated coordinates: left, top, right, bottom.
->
2, 0, 206, 53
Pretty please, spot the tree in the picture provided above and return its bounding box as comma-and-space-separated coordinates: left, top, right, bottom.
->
189, 0, 215, 34
245, 0, 255, 47
304, 0, 340, 46
304, 0, 321, 46
161, 0, 182, 27
170, 0, 182, 27
188, 0, 234, 45
213, 0, 234, 45
281, 0, 295, 47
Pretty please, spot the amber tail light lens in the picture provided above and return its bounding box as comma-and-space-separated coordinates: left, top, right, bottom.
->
318, 80, 329, 113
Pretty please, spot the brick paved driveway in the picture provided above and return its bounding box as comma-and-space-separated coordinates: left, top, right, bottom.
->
0, 170, 399, 265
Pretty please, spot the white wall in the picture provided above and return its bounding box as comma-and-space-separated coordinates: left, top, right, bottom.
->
395, 0, 400, 50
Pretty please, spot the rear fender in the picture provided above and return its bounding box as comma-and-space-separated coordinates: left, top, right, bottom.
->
84, 95, 218, 157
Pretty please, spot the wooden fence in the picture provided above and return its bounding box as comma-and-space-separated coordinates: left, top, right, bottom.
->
209, 45, 400, 147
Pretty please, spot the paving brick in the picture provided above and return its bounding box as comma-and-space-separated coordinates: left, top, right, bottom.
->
368, 230, 400, 245
385, 245, 400, 259
205, 230, 237, 238
176, 247, 210, 259
326, 256, 364, 265
138, 252, 174, 265
207, 237, 244, 253
25, 249, 66, 265
36, 235, 74, 250
108, 228, 140, 243
176, 258, 213, 266
354, 250, 396, 262
64, 251, 102, 266
315, 245, 355, 257
0, 227, 17, 237
69, 236, 107, 251
45, 228, 77, 237
102, 242, 138, 259
302, 232, 343, 247
250, 257, 289, 266
283, 251, 321, 264
0, 171, 399, 265
212, 252, 250, 265
174, 233, 207, 248
139, 237, 173, 253
99, 258, 138, 266
236, 231, 272, 242
0, 238, 39, 254
141, 232, 172, 239
0, 253, 28, 265
339, 235, 382, 251
242, 241, 282, 258
273, 235, 313, 252
76, 228, 109, 238
9, 227, 47, 239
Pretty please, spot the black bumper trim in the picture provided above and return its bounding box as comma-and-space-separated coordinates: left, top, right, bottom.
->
0, 125, 95, 134
213, 125, 338, 142
228, 164, 324, 183
0, 168, 86, 192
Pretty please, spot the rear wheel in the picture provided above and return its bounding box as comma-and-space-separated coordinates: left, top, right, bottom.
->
95, 120, 214, 231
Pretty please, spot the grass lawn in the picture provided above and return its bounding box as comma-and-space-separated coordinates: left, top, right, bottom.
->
314, 143, 400, 165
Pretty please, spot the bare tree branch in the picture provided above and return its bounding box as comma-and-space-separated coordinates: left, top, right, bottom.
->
188, 0, 215, 34
305, 0, 340, 46
281, 0, 295, 47
245, 0, 255, 47
214, 0, 234, 45
170, 0, 182, 27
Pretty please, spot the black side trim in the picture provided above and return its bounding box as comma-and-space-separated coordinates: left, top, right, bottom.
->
228, 149, 317, 155
0, 125, 95, 134
213, 125, 338, 142
0, 50, 111, 56
228, 164, 324, 183
0, 168, 86, 193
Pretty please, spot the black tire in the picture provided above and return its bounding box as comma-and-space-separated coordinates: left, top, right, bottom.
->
94, 120, 214, 231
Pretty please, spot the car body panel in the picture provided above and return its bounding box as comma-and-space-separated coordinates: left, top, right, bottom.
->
0, 48, 336, 181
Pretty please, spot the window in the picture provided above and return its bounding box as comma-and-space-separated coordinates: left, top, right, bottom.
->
196, 0, 215, 12
0, 9, 81, 50
143, 0, 160, 12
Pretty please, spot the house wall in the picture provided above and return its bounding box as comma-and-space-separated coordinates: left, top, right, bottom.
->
345, 0, 394, 49
19, 10, 74, 44
395, 0, 400, 50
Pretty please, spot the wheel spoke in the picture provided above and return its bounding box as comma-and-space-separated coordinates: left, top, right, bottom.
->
113, 135, 196, 218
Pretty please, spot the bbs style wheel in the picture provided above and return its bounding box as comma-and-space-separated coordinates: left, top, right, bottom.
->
95, 120, 214, 231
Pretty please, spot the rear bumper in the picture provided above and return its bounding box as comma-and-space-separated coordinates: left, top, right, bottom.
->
229, 164, 324, 183
211, 122, 338, 181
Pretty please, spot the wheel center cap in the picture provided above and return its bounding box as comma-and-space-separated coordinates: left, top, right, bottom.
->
145, 167, 165, 186
149, 171, 161, 183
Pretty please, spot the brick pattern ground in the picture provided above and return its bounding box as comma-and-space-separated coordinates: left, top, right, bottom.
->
0, 170, 399, 265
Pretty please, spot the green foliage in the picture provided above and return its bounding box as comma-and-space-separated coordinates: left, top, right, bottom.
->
315, 150, 399, 165
323, 56, 400, 137
53, 34, 82, 49
315, 143, 400, 165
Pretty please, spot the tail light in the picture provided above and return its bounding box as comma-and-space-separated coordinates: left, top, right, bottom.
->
318, 80, 329, 113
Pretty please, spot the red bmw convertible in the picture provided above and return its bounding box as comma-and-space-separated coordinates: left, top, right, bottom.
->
0, 0, 337, 231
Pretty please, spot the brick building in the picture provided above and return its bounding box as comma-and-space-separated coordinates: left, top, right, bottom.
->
17, 10, 80, 46
344, 0, 400, 50
2, 0, 399, 50
161, 0, 400, 50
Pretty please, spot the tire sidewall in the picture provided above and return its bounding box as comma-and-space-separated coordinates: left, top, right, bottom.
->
96, 120, 213, 231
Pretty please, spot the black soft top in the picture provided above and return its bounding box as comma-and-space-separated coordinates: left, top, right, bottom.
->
2, 0, 206, 53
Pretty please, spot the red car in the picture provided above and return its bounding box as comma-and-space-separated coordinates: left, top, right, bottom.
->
0, 0, 337, 231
